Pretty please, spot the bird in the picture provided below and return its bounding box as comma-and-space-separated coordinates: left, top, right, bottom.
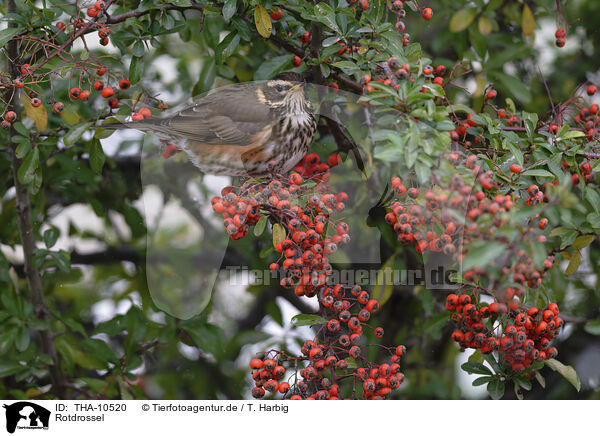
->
100, 72, 317, 176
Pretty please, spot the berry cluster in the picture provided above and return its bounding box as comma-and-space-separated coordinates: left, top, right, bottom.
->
210, 152, 408, 399
249, 340, 407, 400
447, 291, 562, 372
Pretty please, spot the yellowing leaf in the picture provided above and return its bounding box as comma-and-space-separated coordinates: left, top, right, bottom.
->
474, 74, 487, 98
522, 4, 535, 36
478, 17, 492, 35
254, 4, 272, 38
449, 8, 477, 33
372, 254, 396, 307
272, 223, 286, 248
19, 93, 47, 131
572, 235, 595, 250
565, 250, 580, 275
61, 104, 81, 125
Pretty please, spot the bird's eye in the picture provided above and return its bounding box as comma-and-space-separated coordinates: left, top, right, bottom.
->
275, 84, 284, 92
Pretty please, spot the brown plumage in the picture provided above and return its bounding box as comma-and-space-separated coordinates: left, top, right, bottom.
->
101, 72, 316, 176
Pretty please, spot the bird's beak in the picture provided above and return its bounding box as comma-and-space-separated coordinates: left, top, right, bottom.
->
289, 83, 303, 93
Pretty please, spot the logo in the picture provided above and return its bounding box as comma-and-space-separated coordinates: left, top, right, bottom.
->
2, 402, 50, 434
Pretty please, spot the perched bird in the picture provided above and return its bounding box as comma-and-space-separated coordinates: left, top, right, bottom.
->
101, 72, 316, 176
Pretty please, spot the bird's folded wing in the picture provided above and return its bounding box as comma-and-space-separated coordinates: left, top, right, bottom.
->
163, 87, 274, 146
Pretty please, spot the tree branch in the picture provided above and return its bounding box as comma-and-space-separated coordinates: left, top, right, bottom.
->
6, 0, 66, 398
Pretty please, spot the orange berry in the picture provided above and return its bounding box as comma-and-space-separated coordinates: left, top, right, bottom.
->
101, 87, 114, 98
53, 102, 64, 114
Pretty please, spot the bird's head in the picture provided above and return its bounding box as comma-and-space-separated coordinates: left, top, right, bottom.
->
259, 72, 309, 111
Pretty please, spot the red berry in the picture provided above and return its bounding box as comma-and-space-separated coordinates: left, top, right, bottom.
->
555, 38, 565, 48
422, 7, 433, 20
328, 153, 342, 167
555, 28, 566, 38
97, 66, 107, 76
107, 97, 119, 108
31, 97, 42, 107
138, 107, 152, 118
293, 56, 302, 67
1, 120, 10, 130
5, 111, 17, 122
13, 78, 24, 88
270, 8, 283, 20
487, 89, 497, 99
119, 78, 131, 89
69, 87, 81, 100
101, 87, 114, 98
509, 164, 522, 173
53, 102, 64, 114
587, 84, 597, 96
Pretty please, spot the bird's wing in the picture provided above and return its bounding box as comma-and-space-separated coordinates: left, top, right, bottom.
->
149, 86, 274, 146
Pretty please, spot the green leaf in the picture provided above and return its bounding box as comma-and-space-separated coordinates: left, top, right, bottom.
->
562, 130, 585, 139
492, 71, 531, 103
585, 189, 600, 213
472, 376, 494, 386
449, 8, 477, 33
313, 3, 340, 33
49, 250, 70, 272
583, 320, 600, 336
253, 216, 267, 237
215, 31, 240, 64
461, 361, 493, 375
565, 250, 580, 275
17, 148, 39, 185
254, 55, 292, 80
462, 241, 506, 271
222, 0, 237, 21
0, 360, 23, 377
272, 223, 286, 248
423, 312, 451, 341
549, 227, 572, 237
64, 122, 92, 145
0, 27, 22, 47
535, 372, 546, 388
588, 213, 600, 229
524, 169, 554, 178
15, 327, 30, 352
291, 314, 327, 327
89, 139, 105, 174
15, 140, 31, 159
193, 58, 216, 97
13, 122, 29, 137
487, 378, 505, 399
506, 141, 523, 166
43, 227, 59, 249
254, 4, 272, 38
545, 358, 581, 391
129, 56, 144, 85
